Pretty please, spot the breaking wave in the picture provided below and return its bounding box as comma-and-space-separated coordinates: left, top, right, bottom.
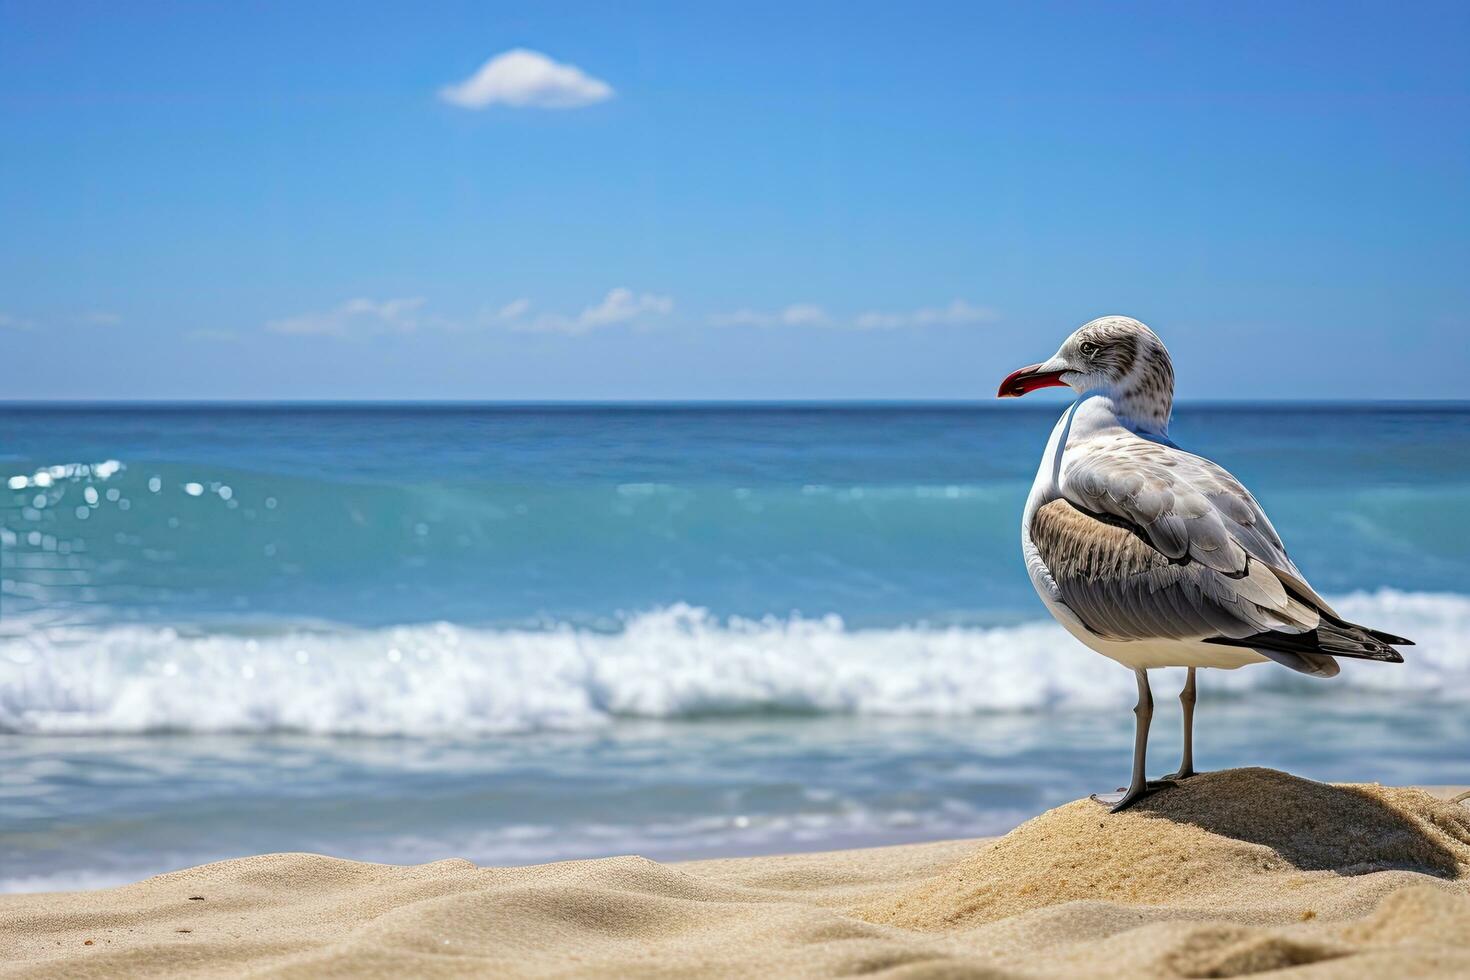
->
2, 590, 1466, 736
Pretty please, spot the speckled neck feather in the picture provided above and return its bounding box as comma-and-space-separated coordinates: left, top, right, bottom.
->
1082, 317, 1175, 434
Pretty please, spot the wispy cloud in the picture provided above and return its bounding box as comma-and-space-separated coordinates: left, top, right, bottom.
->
512, 288, 674, 334
0, 310, 128, 330
266, 290, 671, 340
491, 298, 531, 322
439, 49, 613, 110
710, 300, 995, 330
851, 300, 996, 330
709, 304, 831, 328
575, 288, 673, 330
266, 297, 427, 337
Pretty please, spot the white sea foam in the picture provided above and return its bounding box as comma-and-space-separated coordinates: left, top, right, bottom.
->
1, 591, 1466, 737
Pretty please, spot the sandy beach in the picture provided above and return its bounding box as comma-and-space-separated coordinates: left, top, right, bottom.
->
2, 769, 1467, 978
7, 6, 1469, 976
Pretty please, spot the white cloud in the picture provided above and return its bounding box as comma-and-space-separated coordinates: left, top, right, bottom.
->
266, 297, 427, 337
578, 287, 673, 329
471, 298, 532, 329
852, 300, 996, 330
709, 300, 993, 330
0, 310, 126, 330
439, 49, 613, 110
266, 291, 670, 339
508, 288, 673, 334
780, 304, 831, 327
493, 298, 531, 321
709, 304, 831, 328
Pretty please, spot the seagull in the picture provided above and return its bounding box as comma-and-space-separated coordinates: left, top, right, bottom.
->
998, 315, 1411, 811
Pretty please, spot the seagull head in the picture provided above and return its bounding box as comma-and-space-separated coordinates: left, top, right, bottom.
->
997, 315, 1175, 432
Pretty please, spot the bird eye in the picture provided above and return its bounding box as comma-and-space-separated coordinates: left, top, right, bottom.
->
1079, 341, 1100, 357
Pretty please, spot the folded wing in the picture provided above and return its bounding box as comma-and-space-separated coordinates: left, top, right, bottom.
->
1060, 435, 1336, 614
1036, 435, 1408, 675
1031, 497, 1320, 641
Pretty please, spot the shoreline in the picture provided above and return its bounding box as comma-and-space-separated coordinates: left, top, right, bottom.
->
3, 772, 1467, 978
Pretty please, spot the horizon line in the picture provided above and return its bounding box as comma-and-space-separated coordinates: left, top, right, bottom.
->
3, 397, 1468, 409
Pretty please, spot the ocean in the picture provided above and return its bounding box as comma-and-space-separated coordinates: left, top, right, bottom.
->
3, 402, 1469, 892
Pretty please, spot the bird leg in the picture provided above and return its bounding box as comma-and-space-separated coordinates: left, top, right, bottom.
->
1160, 667, 1198, 781
1091, 669, 1156, 812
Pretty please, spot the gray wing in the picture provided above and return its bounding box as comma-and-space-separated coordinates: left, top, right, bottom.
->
1030, 497, 1321, 645
1059, 433, 1337, 615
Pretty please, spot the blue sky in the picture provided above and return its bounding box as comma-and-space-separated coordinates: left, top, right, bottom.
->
1, 1, 1467, 400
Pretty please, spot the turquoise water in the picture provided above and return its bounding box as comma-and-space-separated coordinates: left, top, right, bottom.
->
3, 403, 1469, 890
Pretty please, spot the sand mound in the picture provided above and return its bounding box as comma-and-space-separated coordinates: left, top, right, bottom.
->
3, 774, 1468, 978
860, 768, 1470, 932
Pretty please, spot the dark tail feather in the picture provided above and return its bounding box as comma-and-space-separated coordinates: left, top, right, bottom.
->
1311, 620, 1406, 661
1277, 579, 1415, 647
1205, 617, 1407, 670
1356, 625, 1414, 646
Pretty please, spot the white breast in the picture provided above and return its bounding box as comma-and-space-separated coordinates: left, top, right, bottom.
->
1019, 402, 1080, 617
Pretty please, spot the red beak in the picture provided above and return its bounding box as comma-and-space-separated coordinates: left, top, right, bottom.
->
997, 363, 1069, 398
